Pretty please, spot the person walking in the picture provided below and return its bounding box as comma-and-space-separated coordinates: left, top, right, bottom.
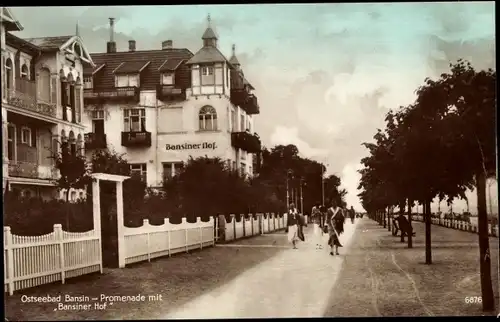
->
286, 203, 300, 249
311, 204, 323, 249
349, 206, 356, 224
327, 200, 345, 256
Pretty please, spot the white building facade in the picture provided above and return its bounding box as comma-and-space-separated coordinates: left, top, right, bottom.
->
1, 7, 95, 200
82, 16, 261, 188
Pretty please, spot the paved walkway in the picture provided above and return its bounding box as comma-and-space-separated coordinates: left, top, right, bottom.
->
165, 220, 360, 318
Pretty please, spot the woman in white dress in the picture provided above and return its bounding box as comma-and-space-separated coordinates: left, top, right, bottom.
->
286, 204, 299, 249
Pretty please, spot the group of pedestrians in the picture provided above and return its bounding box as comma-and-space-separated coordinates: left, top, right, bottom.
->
286, 200, 357, 256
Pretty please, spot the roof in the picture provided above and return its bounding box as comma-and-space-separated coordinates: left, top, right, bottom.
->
88, 49, 193, 91
83, 63, 105, 76
25, 36, 73, 51
5, 32, 40, 55
202, 27, 218, 40
186, 46, 231, 65
114, 61, 151, 74
229, 55, 240, 66
1, 7, 23, 31
158, 58, 185, 72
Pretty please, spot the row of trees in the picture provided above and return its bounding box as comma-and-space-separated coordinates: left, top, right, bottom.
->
357, 60, 496, 311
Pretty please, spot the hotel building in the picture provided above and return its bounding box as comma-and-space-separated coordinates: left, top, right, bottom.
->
1, 7, 95, 200
82, 16, 261, 188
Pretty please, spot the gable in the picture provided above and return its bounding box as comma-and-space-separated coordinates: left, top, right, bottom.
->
60, 36, 95, 67
1, 7, 23, 31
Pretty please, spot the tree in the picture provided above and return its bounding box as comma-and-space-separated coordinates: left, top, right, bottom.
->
52, 149, 90, 230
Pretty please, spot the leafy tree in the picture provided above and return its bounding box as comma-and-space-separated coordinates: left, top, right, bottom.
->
52, 148, 90, 230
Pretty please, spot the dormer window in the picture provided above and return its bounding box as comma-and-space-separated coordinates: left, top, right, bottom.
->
83, 76, 93, 89
200, 65, 215, 85
113, 61, 150, 88
115, 74, 139, 88
161, 72, 174, 85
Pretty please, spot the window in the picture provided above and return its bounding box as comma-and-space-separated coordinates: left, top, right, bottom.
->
71, 191, 77, 202
159, 107, 183, 133
83, 76, 93, 89
130, 163, 147, 182
200, 65, 215, 85
232, 161, 236, 171
7, 124, 15, 161
198, 105, 217, 131
92, 110, 105, 119
21, 127, 32, 146
161, 73, 174, 85
70, 143, 77, 156
5, 58, 13, 90
20, 64, 28, 79
163, 162, 184, 181
37, 68, 51, 102
124, 109, 146, 132
240, 163, 246, 177
116, 74, 139, 87
240, 114, 245, 132
231, 109, 237, 132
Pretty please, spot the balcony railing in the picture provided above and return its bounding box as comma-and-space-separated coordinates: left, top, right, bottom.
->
242, 94, 260, 115
121, 131, 152, 148
84, 86, 140, 103
84, 132, 107, 150
8, 161, 56, 180
156, 85, 186, 101
230, 89, 260, 115
231, 131, 262, 154
5, 78, 56, 117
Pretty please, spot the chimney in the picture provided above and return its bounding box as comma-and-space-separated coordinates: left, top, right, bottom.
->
162, 40, 173, 50
106, 18, 116, 53
128, 40, 136, 52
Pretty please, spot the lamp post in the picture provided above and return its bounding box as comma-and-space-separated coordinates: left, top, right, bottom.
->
286, 169, 293, 207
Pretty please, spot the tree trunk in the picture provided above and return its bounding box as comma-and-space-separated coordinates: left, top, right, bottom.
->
399, 201, 406, 243
476, 170, 495, 311
65, 188, 71, 231
383, 210, 386, 228
407, 199, 413, 249
424, 199, 432, 264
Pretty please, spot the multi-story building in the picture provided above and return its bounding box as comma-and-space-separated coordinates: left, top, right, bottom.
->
82, 16, 261, 188
1, 7, 95, 200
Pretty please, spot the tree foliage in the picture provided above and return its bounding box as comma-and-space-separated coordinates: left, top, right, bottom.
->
357, 59, 496, 311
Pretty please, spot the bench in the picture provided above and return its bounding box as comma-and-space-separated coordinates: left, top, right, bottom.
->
393, 215, 415, 242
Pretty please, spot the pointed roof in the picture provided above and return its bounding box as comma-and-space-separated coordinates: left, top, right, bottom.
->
202, 14, 218, 40
25, 35, 95, 67
1, 7, 23, 31
228, 44, 240, 66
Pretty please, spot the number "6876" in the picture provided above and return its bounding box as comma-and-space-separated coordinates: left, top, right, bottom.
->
464, 296, 482, 304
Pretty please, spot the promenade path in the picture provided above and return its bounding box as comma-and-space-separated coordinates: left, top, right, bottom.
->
5, 218, 498, 319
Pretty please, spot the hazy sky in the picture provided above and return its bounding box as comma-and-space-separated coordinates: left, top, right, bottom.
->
10, 3, 496, 213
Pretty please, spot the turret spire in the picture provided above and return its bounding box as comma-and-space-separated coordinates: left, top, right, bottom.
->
229, 43, 240, 67
76, 21, 80, 37
202, 13, 218, 47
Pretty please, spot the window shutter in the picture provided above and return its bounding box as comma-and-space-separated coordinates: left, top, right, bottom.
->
51, 76, 57, 104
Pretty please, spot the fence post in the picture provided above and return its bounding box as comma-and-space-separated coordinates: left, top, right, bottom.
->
214, 215, 219, 243
143, 219, 151, 262
250, 215, 254, 236
5, 227, 14, 296
165, 218, 172, 257
183, 218, 189, 253
198, 217, 203, 250
260, 214, 264, 235
55, 224, 65, 284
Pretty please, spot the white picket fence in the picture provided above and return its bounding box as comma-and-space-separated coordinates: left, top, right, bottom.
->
412, 215, 498, 237
123, 217, 215, 265
4, 225, 101, 296
221, 213, 308, 242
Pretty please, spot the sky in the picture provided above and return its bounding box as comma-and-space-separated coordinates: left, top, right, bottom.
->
10, 3, 496, 213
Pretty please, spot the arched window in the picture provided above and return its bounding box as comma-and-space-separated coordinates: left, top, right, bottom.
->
199, 105, 217, 131
20, 64, 28, 79
37, 68, 51, 103
5, 58, 13, 90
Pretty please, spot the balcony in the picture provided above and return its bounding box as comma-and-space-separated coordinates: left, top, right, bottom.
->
84, 132, 107, 150
231, 131, 262, 154
230, 89, 260, 115
121, 131, 152, 148
8, 161, 56, 180
156, 85, 186, 102
83, 86, 140, 103
5, 78, 56, 118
